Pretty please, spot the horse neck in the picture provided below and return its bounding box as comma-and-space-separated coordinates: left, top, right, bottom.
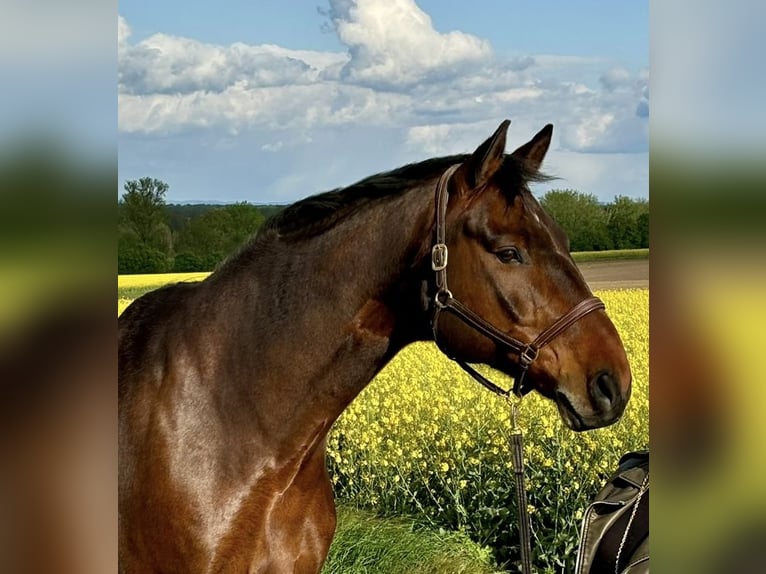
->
207, 182, 436, 455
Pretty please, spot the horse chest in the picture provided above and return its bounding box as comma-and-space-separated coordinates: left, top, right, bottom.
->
209, 453, 336, 574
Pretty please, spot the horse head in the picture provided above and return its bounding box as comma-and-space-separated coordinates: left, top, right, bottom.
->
431, 120, 631, 430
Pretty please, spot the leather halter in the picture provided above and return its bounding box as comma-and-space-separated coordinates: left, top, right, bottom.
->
430, 164, 606, 397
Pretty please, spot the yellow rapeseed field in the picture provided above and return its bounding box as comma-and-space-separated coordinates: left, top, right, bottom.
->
326, 289, 649, 571
118, 272, 210, 315
118, 272, 210, 289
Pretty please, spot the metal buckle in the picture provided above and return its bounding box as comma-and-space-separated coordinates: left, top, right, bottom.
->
434, 289, 453, 309
431, 243, 448, 271
506, 394, 523, 432
519, 345, 538, 367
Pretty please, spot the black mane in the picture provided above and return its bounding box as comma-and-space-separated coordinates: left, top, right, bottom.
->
260, 153, 551, 242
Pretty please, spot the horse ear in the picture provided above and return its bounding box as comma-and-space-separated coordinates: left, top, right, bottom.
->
510, 124, 553, 171
457, 119, 510, 191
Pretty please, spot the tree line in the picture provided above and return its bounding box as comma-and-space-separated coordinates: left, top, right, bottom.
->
539, 189, 649, 252
118, 178, 276, 274
118, 178, 648, 274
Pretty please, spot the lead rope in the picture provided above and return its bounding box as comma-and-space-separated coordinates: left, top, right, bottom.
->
508, 396, 534, 574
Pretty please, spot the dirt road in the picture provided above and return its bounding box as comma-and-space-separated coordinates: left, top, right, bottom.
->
577, 259, 649, 290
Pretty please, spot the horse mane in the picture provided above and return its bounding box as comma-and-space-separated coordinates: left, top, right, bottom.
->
258, 153, 553, 243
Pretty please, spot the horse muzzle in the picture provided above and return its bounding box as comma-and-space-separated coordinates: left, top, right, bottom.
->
555, 369, 632, 431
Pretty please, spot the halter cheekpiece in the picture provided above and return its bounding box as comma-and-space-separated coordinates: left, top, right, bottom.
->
429, 164, 606, 397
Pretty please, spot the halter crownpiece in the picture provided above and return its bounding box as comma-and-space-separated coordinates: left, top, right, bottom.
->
429, 164, 605, 397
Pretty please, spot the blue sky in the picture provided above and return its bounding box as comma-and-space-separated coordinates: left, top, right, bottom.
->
119, 0, 648, 204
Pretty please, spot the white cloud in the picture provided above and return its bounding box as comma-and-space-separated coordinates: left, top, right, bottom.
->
118, 33, 346, 96
493, 87, 545, 104
260, 141, 283, 152
557, 67, 649, 154
600, 66, 632, 92
118, 15, 131, 51
118, 1, 647, 201
573, 112, 616, 149
326, 0, 491, 88
559, 107, 648, 154
118, 8, 648, 154
406, 122, 495, 156
118, 82, 412, 134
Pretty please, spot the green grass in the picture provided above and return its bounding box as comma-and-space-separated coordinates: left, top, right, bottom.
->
571, 248, 648, 262
323, 506, 503, 574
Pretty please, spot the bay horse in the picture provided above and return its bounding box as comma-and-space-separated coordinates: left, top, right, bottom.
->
119, 120, 631, 573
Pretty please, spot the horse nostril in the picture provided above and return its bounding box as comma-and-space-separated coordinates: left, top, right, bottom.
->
590, 371, 619, 410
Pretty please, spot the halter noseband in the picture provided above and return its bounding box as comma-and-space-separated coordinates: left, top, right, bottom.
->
430, 164, 606, 398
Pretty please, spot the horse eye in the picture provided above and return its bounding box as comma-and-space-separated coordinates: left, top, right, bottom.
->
496, 247, 522, 264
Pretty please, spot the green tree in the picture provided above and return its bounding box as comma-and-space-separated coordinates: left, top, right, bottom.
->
606, 196, 648, 249
118, 232, 172, 274
539, 189, 611, 251
118, 177, 173, 273
637, 211, 649, 248
173, 203, 265, 271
